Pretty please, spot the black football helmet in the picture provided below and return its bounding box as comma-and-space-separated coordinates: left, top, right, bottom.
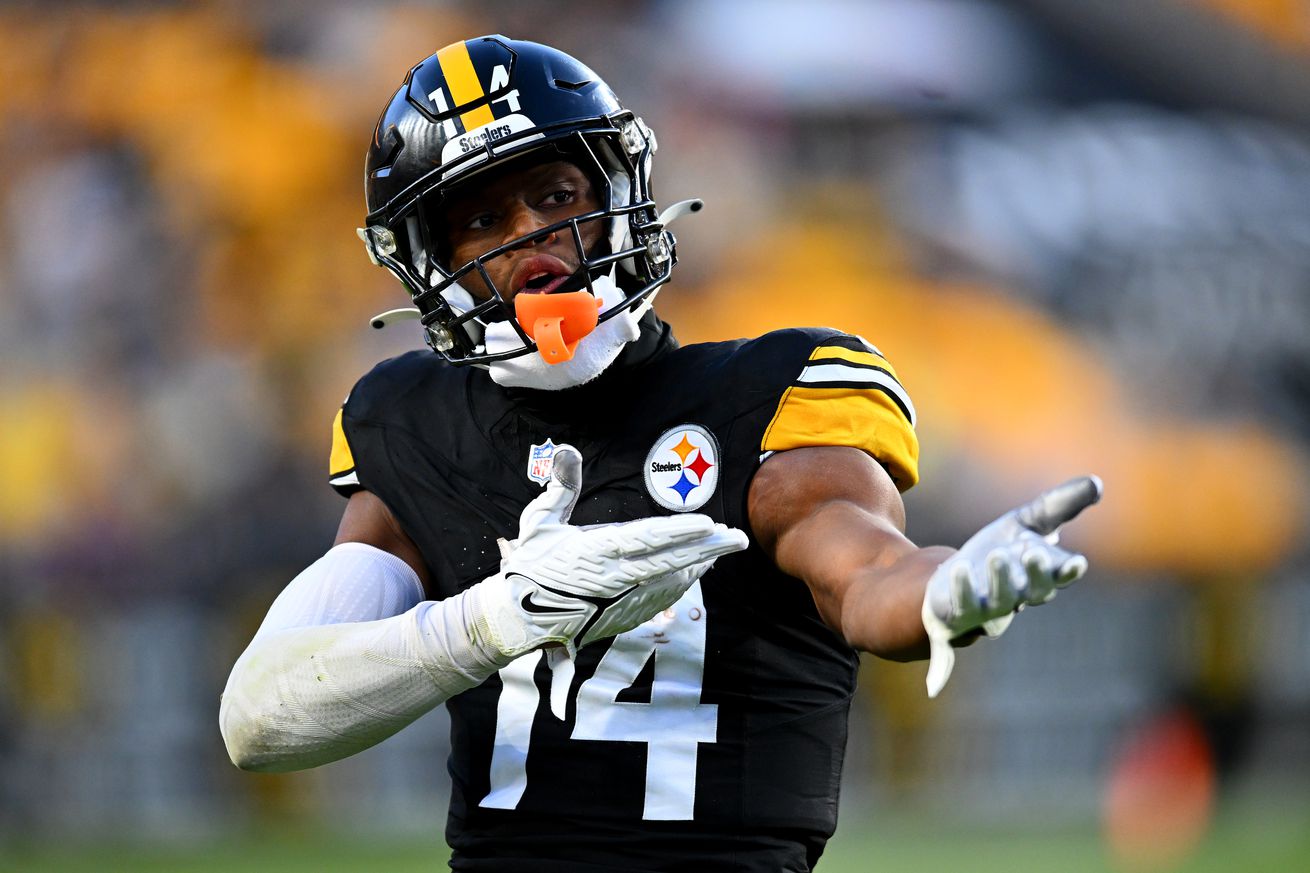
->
359, 35, 694, 363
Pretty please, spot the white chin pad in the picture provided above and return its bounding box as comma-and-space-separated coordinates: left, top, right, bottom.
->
438, 282, 484, 347
608, 171, 637, 277
484, 272, 642, 391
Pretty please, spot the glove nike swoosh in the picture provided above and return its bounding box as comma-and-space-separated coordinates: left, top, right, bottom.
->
537, 579, 640, 645
519, 592, 576, 615
508, 574, 579, 615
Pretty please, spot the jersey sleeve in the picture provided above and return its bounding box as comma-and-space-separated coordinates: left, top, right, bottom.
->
328, 406, 362, 495
759, 333, 920, 491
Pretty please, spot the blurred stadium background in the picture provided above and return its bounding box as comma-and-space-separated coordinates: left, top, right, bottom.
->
3, 1, 1310, 871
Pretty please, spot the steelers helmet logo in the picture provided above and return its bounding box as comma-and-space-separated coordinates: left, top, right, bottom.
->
644, 424, 721, 512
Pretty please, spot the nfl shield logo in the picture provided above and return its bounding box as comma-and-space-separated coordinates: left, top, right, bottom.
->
526, 439, 558, 485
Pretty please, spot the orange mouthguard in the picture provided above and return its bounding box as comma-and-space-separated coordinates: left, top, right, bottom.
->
514, 290, 603, 364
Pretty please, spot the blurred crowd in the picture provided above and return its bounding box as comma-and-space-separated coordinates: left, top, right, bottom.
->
2, 0, 1310, 862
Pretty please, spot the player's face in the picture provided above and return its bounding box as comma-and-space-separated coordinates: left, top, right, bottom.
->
443, 159, 605, 304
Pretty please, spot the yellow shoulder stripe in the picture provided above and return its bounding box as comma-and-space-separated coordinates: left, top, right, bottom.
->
810, 345, 900, 380
329, 408, 356, 478
761, 386, 920, 491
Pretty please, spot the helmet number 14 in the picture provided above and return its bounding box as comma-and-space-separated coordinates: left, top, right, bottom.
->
427, 64, 521, 140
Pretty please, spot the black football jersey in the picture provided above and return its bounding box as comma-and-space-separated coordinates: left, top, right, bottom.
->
328, 315, 919, 872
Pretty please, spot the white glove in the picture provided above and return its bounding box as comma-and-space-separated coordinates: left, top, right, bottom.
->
922, 475, 1103, 698
470, 444, 748, 659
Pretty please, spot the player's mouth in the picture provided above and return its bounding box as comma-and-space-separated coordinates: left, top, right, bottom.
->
511, 255, 585, 297
521, 271, 571, 294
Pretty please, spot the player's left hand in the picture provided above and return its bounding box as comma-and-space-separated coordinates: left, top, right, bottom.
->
921, 475, 1102, 698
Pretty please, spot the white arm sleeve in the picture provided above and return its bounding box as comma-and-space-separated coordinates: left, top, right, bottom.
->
219, 542, 512, 773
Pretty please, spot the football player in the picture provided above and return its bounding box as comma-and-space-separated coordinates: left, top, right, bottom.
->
220, 36, 1101, 872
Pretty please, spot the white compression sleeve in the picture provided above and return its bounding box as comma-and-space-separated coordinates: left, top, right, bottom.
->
219, 542, 513, 772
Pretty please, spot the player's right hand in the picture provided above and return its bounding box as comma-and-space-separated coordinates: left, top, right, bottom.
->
472, 444, 748, 659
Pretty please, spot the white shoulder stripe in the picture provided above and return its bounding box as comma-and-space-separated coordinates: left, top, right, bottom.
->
796, 364, 917, 427
330, 471, 360, 487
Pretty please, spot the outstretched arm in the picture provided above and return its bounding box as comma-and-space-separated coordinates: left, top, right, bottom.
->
748, 446, 1099, 694
749, 446, 948, 661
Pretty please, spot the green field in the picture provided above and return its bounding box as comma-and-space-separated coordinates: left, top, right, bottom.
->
2, 805, 1307, 873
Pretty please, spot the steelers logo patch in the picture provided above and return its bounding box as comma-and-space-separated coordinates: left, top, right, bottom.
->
644, 424, 721, 512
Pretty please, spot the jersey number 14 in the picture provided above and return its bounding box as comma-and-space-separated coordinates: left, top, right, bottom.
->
479, 582, 717, 820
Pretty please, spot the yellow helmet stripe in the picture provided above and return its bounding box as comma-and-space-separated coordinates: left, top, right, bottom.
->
436, 40, 496, 131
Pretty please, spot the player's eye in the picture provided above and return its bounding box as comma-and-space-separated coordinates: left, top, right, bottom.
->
464, 212, 498, 231
540, 187, 576, 207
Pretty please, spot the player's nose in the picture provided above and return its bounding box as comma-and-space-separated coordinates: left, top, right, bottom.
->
504, 201, 556, 249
